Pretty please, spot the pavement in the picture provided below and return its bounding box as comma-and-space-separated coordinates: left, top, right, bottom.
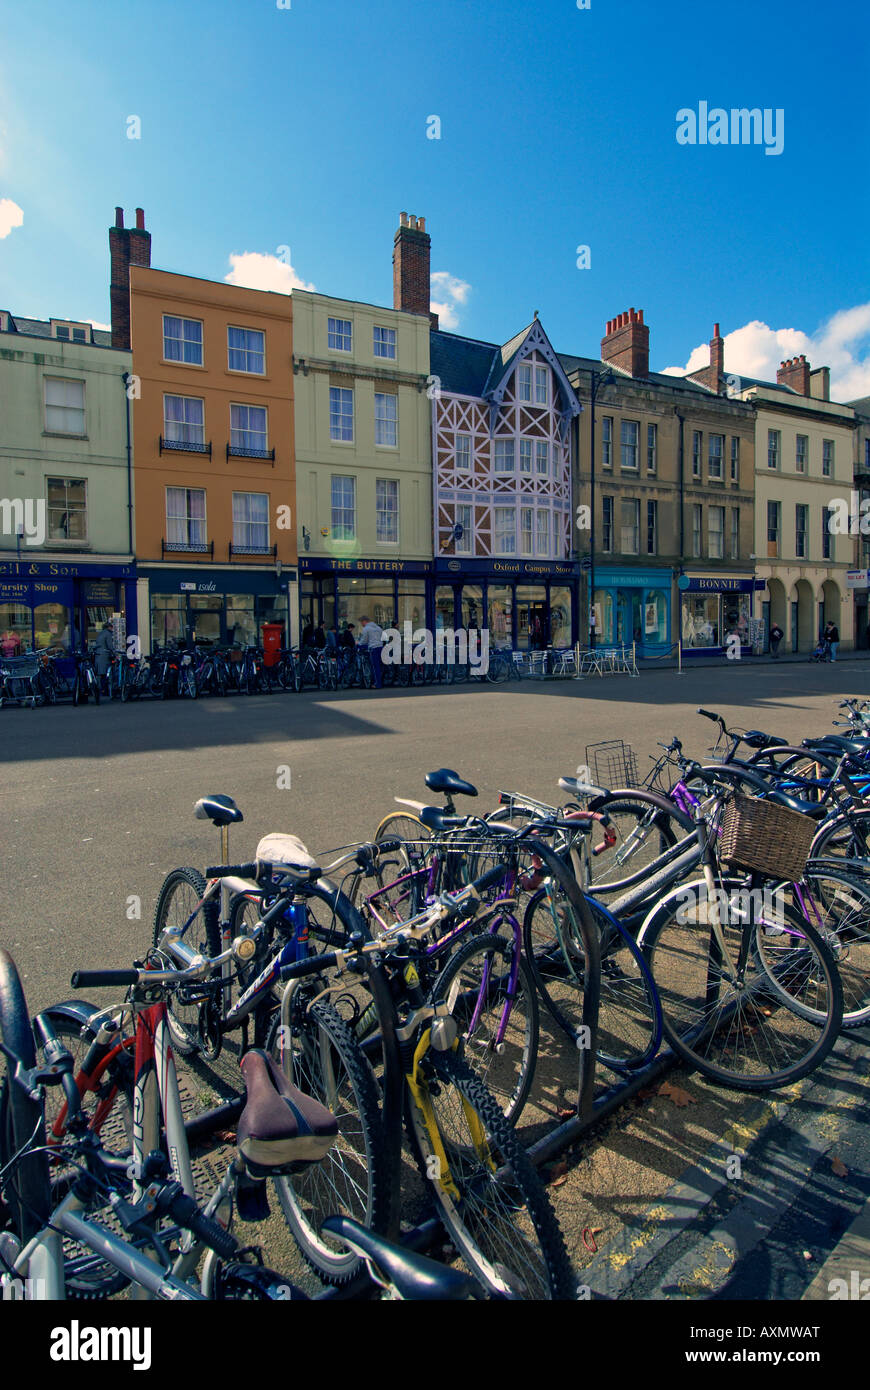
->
1, 656, 868, 1300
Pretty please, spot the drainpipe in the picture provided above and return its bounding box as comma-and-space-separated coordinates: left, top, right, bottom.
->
675, 409, 685, 559
122, 372, 133, 556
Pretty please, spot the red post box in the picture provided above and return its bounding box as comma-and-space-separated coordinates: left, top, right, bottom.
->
261, 623, 283, 667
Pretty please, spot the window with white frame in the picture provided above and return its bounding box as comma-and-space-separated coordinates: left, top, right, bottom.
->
166, 487, 206, 549
822, 439, 833, 477
534, 365, 548, 405
228, 326, 265, 374
621, 420, 639, 470
647, 423, 657, 473
795, 434, 808, 472
44, 377, 85, 434
621, 498, 640, 553
731, 507, 740, 560
329, 386, 354, 442
494, 506, 516, 554
163, 315, 203, 365
709, 505, 725, 558
692, 431, 702, 477
692, 504, 702, 557
53, 321, 89, 343
602, 496, 614, 552
232, 492, 269, 551
373, 325, 396, 359
376, 479, 398, 543
494, 439, 515, 473
331, 475, 355, 539
46, 477, 87, 541
767, 500, 781, 556
708, 434, 724, 480
767, 428, 780, 469
535, 440, 549, 475
536, 508, 551, 556
602, 416, 613, 468
822, 506, 832, 560
455, 434, 471, 470
521, 506, 533, 555
730, 436, 740, 481
647, 500, 657, 555
374, 393, 398, 447
455, 504, 472, 554
517, 364, 532, 402
795, 503, 808, 559
230, 404, 268, 455
519, 439, 532, 473
164, 394, 205, 447
328, 317, 352, 352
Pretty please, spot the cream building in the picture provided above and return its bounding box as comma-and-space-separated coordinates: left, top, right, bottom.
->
738, 358, 856, 652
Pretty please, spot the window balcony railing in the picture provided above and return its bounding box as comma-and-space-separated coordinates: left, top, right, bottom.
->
226, 443, 276, 466
159, 435, 212, 457
228, 542, 278, 560
161, 538, 214, 558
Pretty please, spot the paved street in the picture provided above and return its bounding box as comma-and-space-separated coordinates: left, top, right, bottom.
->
2, 657, 868, 1299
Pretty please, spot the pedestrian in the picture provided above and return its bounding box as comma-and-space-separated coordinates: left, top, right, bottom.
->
340, 624, 355, 650
93, 621, 114, 691
325, 624, 338, 649
769, 622, 784, 658
301, 621, 315, 649
824, 621, 840, 662
312, 623, 326, 650
357, 615, 384, 688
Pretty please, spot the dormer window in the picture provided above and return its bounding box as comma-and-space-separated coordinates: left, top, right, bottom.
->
51, 320, 91, 344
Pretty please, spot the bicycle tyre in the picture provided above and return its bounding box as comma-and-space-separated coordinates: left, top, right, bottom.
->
584, 790, 694, 894
775, 867, 870, 1026
152, 868, 221, 1055
641, 882, 843, 1090
405, 1051, 575, 1299
0, 949, 50, 1243
266, 1001, 391, 1284
92, 676, 100, 706
810, 806, 870, 863
429, 933, 538, 1126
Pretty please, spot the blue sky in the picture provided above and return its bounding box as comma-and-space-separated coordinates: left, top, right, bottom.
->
1, 0, 868, 394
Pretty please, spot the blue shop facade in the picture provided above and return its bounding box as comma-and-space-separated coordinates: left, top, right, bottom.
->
591, 565, 672, 656
0, 557, 137, 666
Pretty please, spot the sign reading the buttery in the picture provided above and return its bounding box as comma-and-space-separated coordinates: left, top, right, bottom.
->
300, 558, 432, 574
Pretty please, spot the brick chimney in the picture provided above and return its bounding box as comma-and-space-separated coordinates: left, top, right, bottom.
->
809, 366, 830, 401
686, 322, 725, 392
601, 308, 649, 378
109, 206, 151, 350
776, 354, 811, 396
393, 212, 437, 327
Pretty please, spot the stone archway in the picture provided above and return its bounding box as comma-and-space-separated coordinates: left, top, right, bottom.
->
794, 578, 815, 652
822, 579, 842, 645
767, 577, 787, 631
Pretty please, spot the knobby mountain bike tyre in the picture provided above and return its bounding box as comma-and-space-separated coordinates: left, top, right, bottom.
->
152, 868, 221, 1056
405, 1050, 575, 1300
640, 880, 843, 1090
266, 1001, 390, 1284
428, 933, 539, 1126
0, 949, 50, 1243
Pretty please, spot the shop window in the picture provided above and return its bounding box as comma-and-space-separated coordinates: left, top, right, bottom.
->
34, 601, 70, 651
550, 586, 572, 648
592, 589, 613, 645
227, 594, 256, 647
461, 585, 484, 632
397, 579, 426, 630
642, 590, 667, 644
487, 586, 513, 649
190, 594, 223, 646
723, 596, 750, 647
151, 594, 185, 647
682, 595, 720, 648
47, 477, 87, 541
435, 586, 456, 632
338, 577, 394, 631
0, 603, 31, 655
255, 595, 289, 645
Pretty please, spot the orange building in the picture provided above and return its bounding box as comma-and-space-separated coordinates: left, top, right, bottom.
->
124, 236, 296, 651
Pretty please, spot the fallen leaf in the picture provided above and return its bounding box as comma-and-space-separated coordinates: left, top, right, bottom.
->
658, 1081, 698, 1108
635, 1086, 659, 1101
557, 1106, 577, 1121
545, 1161, 569, 1185
831, 1156, 849, 1178
552, 1175, 569, 1188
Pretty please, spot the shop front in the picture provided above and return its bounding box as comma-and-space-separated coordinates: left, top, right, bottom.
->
432, 558, 579, 650
591, 567, 672, 656
142, 566, 296, 651
679, 573, 761, 656
299, 558, 432, 638
0, 559, 137, 669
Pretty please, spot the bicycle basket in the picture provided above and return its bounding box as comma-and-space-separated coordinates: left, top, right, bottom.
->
585, 740, 638, 789
718, 793, 816, 882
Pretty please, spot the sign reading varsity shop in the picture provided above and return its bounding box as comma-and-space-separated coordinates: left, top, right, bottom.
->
0, 560, 135, 579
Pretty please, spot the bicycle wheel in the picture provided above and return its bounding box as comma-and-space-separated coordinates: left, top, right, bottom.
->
72, 673, 83, 706
810, 807, 870, 863
523, 884, 661, 1072
374, 811, 432, 865
429, 933, 538, 1126
584, 791, 695, 894
641, 880, 843, 1090
406, 1050, 574, 1299
152, 868, 220, 1055
776, 869, 870, 1026
0, 949, 50, 1242
91, 674, 100, 706
266, 1001, 390, 1285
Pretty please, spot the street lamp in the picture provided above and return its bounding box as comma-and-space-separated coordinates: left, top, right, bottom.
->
586, 367, 615, 649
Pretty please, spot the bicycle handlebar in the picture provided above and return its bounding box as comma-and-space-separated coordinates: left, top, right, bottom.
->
205, 861, 260, 880
71, 969, 140, 988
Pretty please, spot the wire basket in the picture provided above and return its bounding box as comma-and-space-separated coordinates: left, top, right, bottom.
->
718, 793, 816, 882
585, 740, 639, 789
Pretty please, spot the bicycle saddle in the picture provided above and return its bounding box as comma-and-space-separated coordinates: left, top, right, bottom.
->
255, 833, 321, 884
763, 788, 828, 819
804, 736, 868, 755
742, 731, 787, 748
194, 794, 244, 827
320, 1215, 477, 1301
237, 1050, 338, 1175
419, 806, 468, 832
425, 768, 478, 799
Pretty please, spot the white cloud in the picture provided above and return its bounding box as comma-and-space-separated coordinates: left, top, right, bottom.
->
86, 319, 111, 332
430, 270, 471, 331
224, 251, 315, 294
662, 304, 870, 401
0, 198, 23, 239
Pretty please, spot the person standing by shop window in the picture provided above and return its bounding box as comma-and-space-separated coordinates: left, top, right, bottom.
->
357, 615, 384, 689
93, 622, 114, 692
824, 620, 839, 662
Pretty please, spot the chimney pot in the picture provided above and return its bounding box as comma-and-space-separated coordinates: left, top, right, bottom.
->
115, 207, 124, 228
713, 322, 720, 337
135, 208, 145, 230
638, 309, 644, 324
399, 212, 408, 227
417, 216, 425, 231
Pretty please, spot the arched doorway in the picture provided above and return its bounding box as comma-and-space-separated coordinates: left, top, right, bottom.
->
822, 580, 842, 649
794, 578, 815, 652
766, 578, 787, 652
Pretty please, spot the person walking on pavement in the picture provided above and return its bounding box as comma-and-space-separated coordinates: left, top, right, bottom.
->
93, 621, 114, 692
769, 622, 784, 658
357, 615, 384, 688
824, 620, 840, 662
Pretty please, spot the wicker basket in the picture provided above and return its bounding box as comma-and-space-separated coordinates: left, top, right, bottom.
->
718, 793, 816, 882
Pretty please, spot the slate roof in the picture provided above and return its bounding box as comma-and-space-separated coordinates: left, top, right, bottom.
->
557, 352, 715, 398
0, 314, 114, 348
430, 330, 501, 397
